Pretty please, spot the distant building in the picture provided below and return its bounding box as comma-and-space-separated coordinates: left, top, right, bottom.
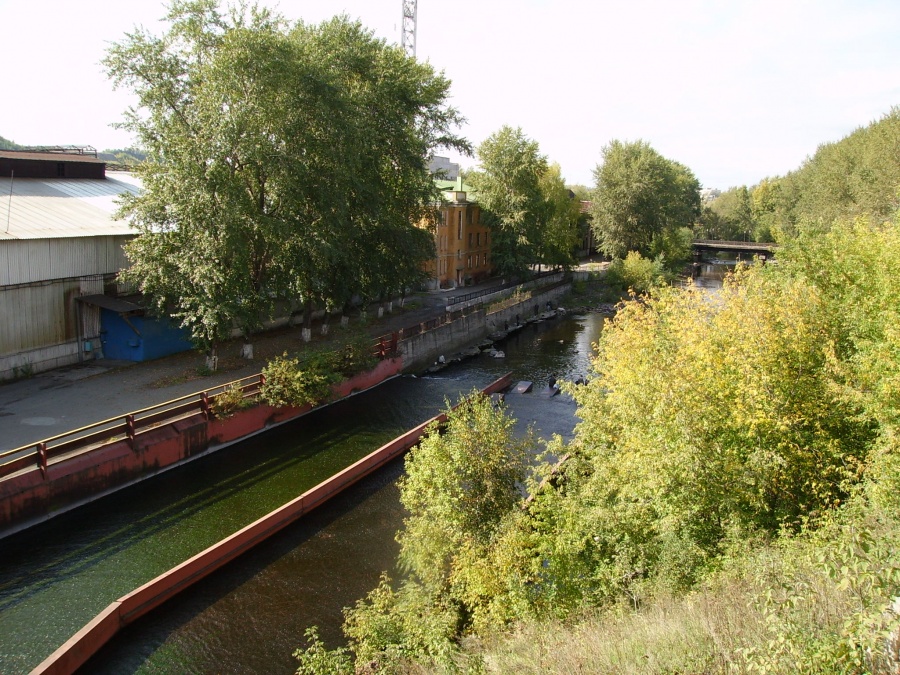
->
700, 187, 722, 203
0, 150, 190, 380
0, 147, 106, 179
428, 155, 460, 181
424, 178, 491, 289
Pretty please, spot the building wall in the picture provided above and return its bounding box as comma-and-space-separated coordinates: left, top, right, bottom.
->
0, 236, 132, 286
0, 235, 133, 379
429, 195, 491, 289
0, 157, 105, 179
0, 275, 107, 380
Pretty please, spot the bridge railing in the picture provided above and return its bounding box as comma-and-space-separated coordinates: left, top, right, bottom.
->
692, 239, 777, 251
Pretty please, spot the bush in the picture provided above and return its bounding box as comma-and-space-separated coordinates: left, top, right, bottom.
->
261, 353, 338, 408
210, 383, 252, 417
605, 250, 668, 294
336, 332, 378, 377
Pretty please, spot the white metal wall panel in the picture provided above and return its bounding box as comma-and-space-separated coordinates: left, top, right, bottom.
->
0, 234, 133, 286
26, 241, 51, 286
0, 244, 9, 286
0, 280, 79, 356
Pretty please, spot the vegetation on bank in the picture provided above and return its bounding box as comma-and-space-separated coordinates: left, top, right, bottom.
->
294, 211, 900, 674
260, 333, 377, 409
700, 107, 900, 243
206, 331, 378, 417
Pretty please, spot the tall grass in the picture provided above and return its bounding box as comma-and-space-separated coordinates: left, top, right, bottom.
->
474, 507, 900, 675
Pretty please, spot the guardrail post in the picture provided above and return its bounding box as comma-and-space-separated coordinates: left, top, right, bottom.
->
126, 414, 136, 450
37, 442, 48, 478
201, 392, 211, 420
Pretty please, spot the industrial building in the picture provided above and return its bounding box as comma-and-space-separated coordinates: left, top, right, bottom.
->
426, 177, 492, 289
0, 149, 171, 380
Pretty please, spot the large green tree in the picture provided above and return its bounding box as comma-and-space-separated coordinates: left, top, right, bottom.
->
536, 163, 581, 268
469, 126, 548, 276
591, 140, 700, 259
699, 185, 755, 241
470, 127, 580, 275
105, 1, 467, 361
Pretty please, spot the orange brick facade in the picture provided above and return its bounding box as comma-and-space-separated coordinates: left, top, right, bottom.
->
426, 190, 492, 289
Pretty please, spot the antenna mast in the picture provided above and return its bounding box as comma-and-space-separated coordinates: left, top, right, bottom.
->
401, 0, 417, 58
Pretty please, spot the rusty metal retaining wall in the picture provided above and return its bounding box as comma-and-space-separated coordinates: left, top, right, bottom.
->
0, 358, 403, 537
32, 373, 513, 675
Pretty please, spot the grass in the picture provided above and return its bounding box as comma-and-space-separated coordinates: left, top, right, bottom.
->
469, 510, 900, 674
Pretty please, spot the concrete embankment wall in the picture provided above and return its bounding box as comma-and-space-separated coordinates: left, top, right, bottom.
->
400, 282, 571, 372
32, 374, 513, 675
0, 358, 402, 537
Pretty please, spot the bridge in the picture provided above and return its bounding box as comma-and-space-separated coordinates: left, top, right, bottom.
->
690, 240, 777, 278
692, 240, 777, 259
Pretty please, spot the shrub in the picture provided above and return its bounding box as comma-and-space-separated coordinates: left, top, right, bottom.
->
210, 383, 252, 417
336, 332, 378, 377
605, 250, 668, 294
261, 353, 337, 408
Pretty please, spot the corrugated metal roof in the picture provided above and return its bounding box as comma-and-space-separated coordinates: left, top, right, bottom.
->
0, 172, 140, 240
0, 150, 106, 164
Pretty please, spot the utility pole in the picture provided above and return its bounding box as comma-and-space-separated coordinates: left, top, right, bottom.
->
401, 0, 417, 58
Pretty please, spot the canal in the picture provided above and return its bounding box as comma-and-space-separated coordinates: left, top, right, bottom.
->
0, 311, 605, 674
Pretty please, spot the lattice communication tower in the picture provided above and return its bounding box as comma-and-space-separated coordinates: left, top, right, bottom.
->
401, 0, 417, 58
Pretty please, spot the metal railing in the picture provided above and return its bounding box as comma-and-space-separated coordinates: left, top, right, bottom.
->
445, 269, 562, 306
0, 335, 396, 482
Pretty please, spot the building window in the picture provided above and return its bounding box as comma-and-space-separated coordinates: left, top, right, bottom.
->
458, 211, 462, 239
476, 233, 481, 247
468, 232, 473, 247
458, 250, 462, 260
467, 209, 473, 225
467, 255, 472, 269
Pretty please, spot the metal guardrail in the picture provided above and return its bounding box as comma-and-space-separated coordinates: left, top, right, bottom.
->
445, 269, 561, 306
0, 336, 396, 482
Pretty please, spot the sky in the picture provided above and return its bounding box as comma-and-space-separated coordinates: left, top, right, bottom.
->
2, 0, 899, 190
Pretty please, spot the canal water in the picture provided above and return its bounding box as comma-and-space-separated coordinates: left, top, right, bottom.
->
0, 312, 605, 674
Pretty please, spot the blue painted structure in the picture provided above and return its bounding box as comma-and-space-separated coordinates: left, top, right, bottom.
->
99, 309, 193, 361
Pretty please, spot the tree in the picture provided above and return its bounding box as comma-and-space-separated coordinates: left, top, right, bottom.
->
104, 1, 467, 362
536, 163, 581, 268
702, 185, 756, 241
296, 393, 533, 671
469, 126, 548, 276
591, 140, 700, 259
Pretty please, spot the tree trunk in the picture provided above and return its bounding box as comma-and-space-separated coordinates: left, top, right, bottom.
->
206, 343, 219, 371
302, 299, 314, 342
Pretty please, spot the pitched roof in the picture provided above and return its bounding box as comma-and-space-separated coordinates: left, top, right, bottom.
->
0, 172, 141, 240
435, 177, 479, 202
